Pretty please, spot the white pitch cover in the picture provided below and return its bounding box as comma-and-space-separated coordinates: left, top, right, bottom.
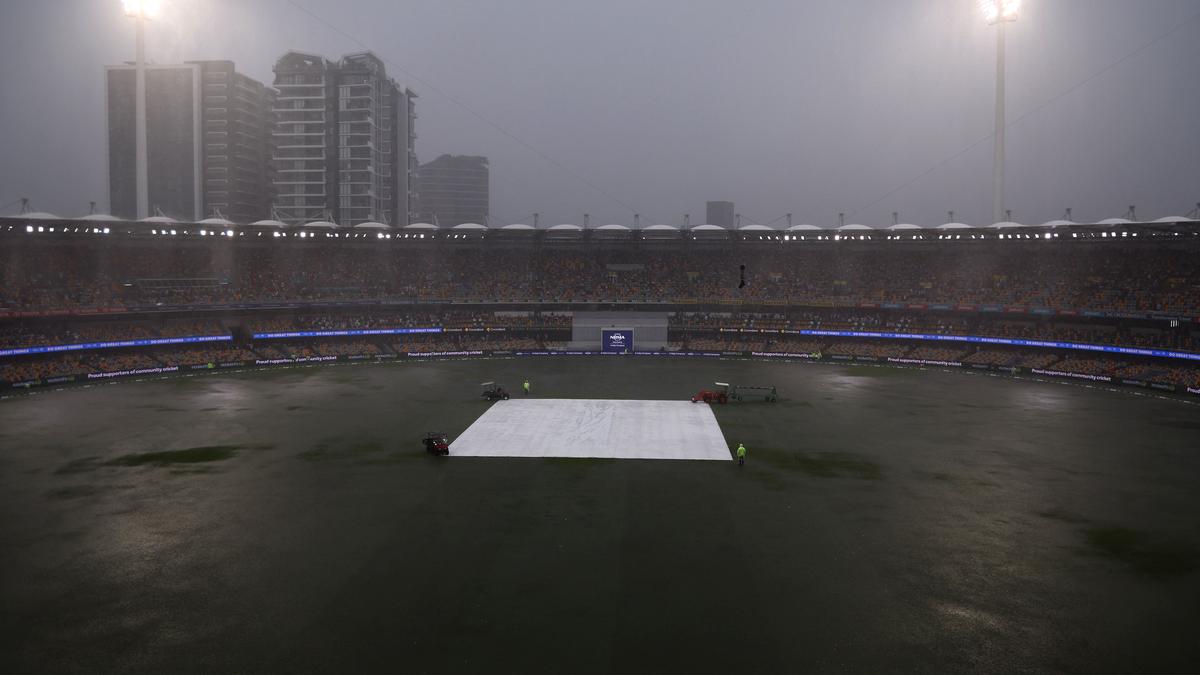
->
449, 399, 732, 461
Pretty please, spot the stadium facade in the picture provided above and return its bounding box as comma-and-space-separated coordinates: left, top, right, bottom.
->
271, 51, 417, 227
105, 61, 276, 223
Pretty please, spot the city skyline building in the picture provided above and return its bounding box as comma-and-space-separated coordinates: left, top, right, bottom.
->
271, 51, 417, 226
416, 154, 489, 226
106, 60, 276, 222
706, 200, 734, 229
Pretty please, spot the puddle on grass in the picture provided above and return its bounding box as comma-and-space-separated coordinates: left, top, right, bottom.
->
107, 445, 241, 466
1082, 526, 1198, 578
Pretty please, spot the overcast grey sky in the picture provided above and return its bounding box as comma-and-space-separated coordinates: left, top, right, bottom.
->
1, 0, 1197, 226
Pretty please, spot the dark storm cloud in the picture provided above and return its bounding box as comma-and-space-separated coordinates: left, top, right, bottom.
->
1, 0, 1197, 225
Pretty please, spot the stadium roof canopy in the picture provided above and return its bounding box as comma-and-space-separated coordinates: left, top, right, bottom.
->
403, 222, 437, 230
888, 223, 921, 231
939, 222, 974, 230
1039, 220, 1074, 227
548, 223, 581, 231
1095, 218, 1134, 226
836, 224, 874, 231
353, 221, 389, 229
139, 216, 177, 223
500, 223, 535, 230
79, 213, 120, 222
249, 219, 287, 227
595, 223, 630, 231
1153, 216, 1191, 223
452, 223, 487, 230
787, 224, 823, 231
690, 224, 726, 231
643, 224, 678, 231
989, 221, 1024, 229
737, 224, 774, 232
198, 217, 234, 226
18, 211, 62, 220
303, 221, 338, 229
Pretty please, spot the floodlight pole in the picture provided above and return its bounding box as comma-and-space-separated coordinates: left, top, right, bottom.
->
991, 17, 1010, 226
134, 9, 149, 220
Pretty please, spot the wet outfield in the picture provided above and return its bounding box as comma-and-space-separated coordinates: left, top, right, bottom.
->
1, 358, 1198, 674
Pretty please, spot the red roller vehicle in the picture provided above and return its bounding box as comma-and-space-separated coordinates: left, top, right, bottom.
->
691, 382, 729, 404
423, 432, 450, 456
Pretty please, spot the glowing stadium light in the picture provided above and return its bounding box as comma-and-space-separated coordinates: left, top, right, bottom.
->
979, 0, 1020, 23
1044, 232, 1051, 239
26, 225, 33, 233
169, 229, 176, 235
104, 228, 111, 234
122, 0, 161, 18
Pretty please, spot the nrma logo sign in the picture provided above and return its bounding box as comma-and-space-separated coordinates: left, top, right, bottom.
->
603, 330, 632, 352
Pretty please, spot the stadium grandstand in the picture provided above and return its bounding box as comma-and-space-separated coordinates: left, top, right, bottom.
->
2, 212, 1198, 396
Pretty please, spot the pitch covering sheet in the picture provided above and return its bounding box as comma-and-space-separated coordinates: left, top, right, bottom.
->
449, 399, 731, 460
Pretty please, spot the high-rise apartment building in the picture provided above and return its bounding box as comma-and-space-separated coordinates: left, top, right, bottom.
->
416, 155, 489, 226
271, 51, 417, 226
706, 201, 735, 229
106, 61, 275, 222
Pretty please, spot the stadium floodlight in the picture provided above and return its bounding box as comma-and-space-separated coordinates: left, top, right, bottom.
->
982, 0, 1020, 225
979, 0, 1020, 23
122, 0, 161, 18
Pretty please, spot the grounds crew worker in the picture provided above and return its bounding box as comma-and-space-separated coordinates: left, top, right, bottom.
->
523, 379, 530, 396
736, 443, 747, 466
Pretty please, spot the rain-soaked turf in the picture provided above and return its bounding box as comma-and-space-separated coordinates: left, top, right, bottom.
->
1, 357, 1198, 673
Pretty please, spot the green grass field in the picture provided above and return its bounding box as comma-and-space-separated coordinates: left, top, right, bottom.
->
1, 357, 1198, 673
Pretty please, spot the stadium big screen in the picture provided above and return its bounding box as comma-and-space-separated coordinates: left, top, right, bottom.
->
602, 329, 634, 353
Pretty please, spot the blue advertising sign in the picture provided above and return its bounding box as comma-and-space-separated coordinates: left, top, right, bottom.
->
602, 329, 633, 354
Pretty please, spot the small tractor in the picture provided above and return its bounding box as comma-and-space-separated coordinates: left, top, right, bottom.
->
691, 382, 730, 404
480, 381, 510, 401
423, 432, 450, 456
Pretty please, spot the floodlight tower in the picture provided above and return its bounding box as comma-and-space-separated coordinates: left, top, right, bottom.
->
981, 0, 1020, 225
122, 1, 160, 220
